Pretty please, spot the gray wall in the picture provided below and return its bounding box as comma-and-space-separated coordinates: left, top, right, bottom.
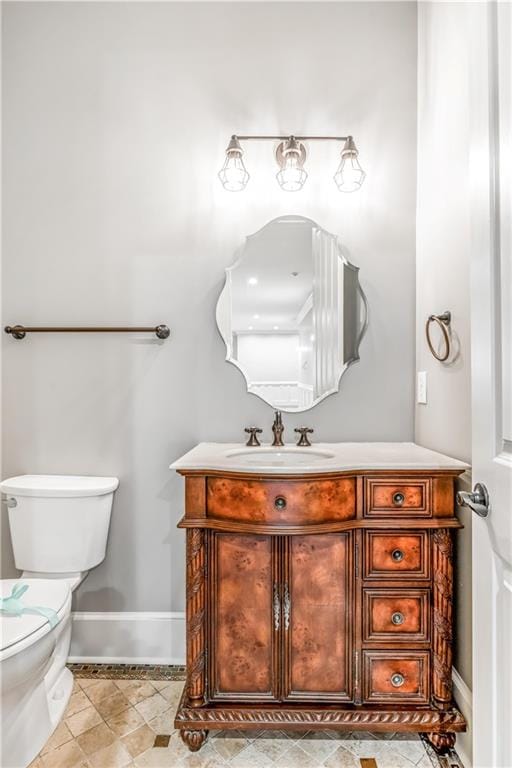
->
416, 1, 472, 692
1, 1, 418, 612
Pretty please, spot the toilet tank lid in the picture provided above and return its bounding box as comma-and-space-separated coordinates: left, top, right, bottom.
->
0, 579, 69, 654
0, 475, 119, 498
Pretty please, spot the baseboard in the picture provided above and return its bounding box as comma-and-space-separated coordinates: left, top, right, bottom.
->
452, 667, 473, 768
68, 611, 186, 665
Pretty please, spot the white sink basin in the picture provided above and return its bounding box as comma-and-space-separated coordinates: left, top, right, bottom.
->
224, 447, 335, 468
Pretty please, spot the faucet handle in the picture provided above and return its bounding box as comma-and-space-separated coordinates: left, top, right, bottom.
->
245, 427, 263, 447
295, 427, 314, 447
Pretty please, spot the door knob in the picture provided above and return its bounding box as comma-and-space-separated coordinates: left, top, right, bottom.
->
456, 482, 490, 518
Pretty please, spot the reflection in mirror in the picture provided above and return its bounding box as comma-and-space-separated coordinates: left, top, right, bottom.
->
216, 216, 368, 412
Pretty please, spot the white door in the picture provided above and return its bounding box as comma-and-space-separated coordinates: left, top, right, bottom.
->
470, 3, 512, 767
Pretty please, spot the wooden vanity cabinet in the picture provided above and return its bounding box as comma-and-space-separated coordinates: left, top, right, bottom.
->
175, 471, 466, 755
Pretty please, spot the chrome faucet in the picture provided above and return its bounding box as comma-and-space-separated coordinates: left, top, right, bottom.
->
271, 411, 285, 447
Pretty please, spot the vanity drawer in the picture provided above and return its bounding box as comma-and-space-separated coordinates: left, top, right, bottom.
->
206, 477, 356, 525
362, 588, 430, 644
364, 477, 431, 517
363, 531, 430, 580
362, 651, 430, 704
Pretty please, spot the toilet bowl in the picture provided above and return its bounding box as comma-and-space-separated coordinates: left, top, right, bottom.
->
1, 579, 72, 768
0, 474, 119, 768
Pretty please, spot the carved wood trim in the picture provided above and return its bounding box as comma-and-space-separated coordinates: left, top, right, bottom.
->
432, 529, 454, 709
175, 699, 466, 733
178, 517, 463, 534
186, 528, 207, 707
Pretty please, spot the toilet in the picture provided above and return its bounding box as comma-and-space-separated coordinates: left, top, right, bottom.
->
0, 474, 119, 768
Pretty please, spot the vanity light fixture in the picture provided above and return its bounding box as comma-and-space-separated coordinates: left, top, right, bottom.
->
333, 136, 366, 192
218, 133, 365, 193
275, 137, 308, 191
217, 136, 250, 191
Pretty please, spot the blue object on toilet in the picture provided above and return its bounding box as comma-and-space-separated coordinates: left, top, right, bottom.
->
0, 582, 59, 628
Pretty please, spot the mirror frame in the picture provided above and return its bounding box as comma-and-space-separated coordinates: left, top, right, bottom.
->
216, 215, 369, 412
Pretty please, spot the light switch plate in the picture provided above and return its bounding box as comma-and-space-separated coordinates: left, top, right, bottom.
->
417, 371, 427, 404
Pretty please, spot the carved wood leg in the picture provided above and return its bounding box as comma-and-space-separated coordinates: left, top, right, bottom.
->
180, 729, 209, 752
424, 732, 456, 754
432, 529, 453, 710
186, 529, 207, 707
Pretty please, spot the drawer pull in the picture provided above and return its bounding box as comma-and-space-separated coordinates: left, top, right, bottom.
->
274, 496, 287, 510
391, 673, 405, 688
391, 611, 405, 626
392, 491, 405, 506
391, 548, 404, 562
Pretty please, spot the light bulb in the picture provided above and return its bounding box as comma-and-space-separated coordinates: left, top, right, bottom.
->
276, 137, 307, 192
218, 136, 249, 191
334, 136, 366, 192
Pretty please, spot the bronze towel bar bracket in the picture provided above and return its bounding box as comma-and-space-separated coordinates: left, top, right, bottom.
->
425, 311, 451, 362
4, 324, 171, 340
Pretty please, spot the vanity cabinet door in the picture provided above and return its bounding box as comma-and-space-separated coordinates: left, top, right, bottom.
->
209, 532, 280, 702
282, 534, 354, 702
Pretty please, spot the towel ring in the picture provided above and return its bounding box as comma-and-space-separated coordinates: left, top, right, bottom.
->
426, 311, 451, 362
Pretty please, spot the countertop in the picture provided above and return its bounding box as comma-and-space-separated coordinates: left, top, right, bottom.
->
170, 442, 469, 475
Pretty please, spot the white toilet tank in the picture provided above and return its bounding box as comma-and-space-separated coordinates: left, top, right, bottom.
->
0, 475, 119, 574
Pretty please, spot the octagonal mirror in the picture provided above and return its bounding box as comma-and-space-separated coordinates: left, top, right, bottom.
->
216, 215, 368, 412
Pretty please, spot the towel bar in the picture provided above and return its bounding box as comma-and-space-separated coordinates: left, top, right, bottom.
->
4, 324, 170, 340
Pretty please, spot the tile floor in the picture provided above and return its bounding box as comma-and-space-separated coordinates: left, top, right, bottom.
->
30, 668, 464, 768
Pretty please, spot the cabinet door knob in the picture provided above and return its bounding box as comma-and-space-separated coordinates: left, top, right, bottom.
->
392, 491, 405, 506
391, 548, 404, 562
391, 612, 405, 626
274, 496, 287, 510
391, 673, 405, 687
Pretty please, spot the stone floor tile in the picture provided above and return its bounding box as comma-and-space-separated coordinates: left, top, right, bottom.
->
158, 681, 183, 704
122, 725, 157, 758
115, 681, 158, 705
107, 707, 146, 737
65, 691, 92, 718
228, 743, 274, 767
147, 708, 174, 736
178, 742, 228, 767
375, 746, 417, 768
66, 705, 103, 737
415, 756, 437, 768
28, 759, 44, 768
85, 680, 120, 705
78, 678, 101, 689
76, 722, 117, 756
298, 732, 340, 763
344, 739, 385, 759
95, 690, 131, 720
40, 739, 89, 768
251, 730, 298, 761
135, 693, 171, 723
40, 721, 74, 754
394, 739, 428, 763
322, 745, 361, 768
151, 681, 171, 691
134, 745, 182, 767
88, 740, 132, 768
274, 743, 321, 768
210, 730, 250, 760
324, 731, 354, 740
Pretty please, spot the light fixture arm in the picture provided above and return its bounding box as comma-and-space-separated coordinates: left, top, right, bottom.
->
232, 134, 350, 143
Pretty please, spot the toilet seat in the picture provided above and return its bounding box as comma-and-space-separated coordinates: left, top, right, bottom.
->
0, 579, 70, 661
